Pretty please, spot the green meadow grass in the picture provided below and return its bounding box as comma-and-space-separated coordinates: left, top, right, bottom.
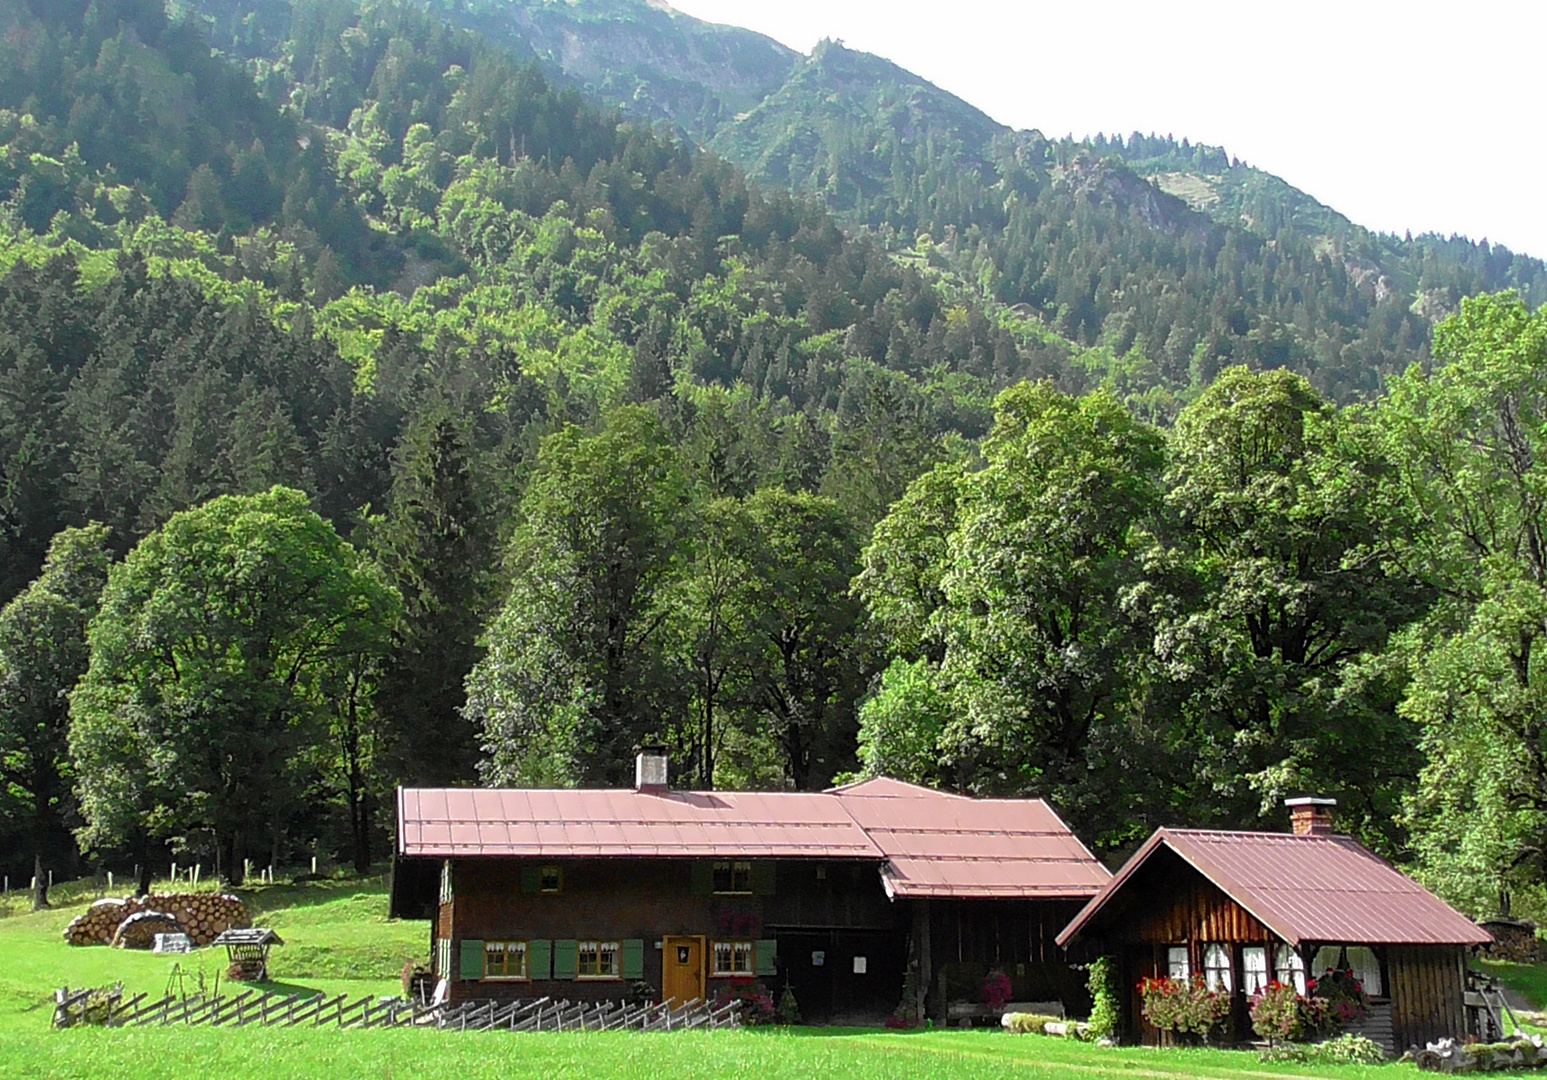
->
0, 876, 1451, 1078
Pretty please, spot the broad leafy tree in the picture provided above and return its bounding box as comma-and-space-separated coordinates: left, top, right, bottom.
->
0, 524, 112, 907
70, 487, 398, 885
937, 384, 1163, 820
468, 408, 691, 786
1150, 367, 1426, 836
738, 488, 865, 789
1381, 294, 1547, 910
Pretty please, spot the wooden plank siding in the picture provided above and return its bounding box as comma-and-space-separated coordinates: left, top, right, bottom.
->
1388, 945, 1468, 1051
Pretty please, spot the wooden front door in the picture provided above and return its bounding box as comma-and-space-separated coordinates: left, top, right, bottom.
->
662, 935, 705, 1005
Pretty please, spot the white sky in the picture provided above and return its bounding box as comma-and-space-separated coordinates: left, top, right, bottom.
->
669, 0, 1547, 260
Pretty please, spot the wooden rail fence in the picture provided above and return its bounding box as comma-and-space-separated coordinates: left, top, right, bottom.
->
54, 987, 741, 1032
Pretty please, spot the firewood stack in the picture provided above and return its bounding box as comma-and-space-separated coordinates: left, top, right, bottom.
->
63, 893, 250, 948
111, 910, 186, 949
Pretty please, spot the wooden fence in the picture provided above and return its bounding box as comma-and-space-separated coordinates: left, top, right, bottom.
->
54, 986, 741, 1032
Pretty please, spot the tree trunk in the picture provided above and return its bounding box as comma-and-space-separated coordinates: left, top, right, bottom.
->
351, 790, 372, 876
136, 835, 152, 896
31, 850, 48, 911
222, 829, 246, 886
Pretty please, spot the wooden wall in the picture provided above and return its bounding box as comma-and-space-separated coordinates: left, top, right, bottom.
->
1388, 945, 1468, 1051
1101, 849, 1275, 949
439, 856, 906, 1005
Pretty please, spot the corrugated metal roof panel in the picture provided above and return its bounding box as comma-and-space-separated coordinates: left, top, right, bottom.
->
1057, 828, 1491, 947
398, 787, 884, 859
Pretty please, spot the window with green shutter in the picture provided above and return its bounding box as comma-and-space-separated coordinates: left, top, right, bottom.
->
621, 939, 645, 980
528, 938, 553, 980
755, 938, 777, 976
553, 939, 579, 979
751, 861, 777, 896
690, 860, 713, 895
459, 938, 485, 981
520, 865, 542, 894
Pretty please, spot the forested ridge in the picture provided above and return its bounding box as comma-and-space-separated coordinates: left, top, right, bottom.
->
0, 0, 1543, 928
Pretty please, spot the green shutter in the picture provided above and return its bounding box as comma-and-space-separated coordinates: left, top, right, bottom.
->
755, 938, 777, 977
528, 939, 553, 980
520, 865, 542, 894
751, 861, 777, 896
460, 939, 485, 981
622, 939, 645, 980
690, 860, 713, 895
553, 939, 579, 979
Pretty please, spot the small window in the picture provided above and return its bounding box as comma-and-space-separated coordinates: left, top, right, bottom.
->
1242, 946, 1269, 995
485, 940, 529, 980
577, 940, 620, 979
1203, 944, 1232, 993
540, 865, 562, 893
1167, 946, 1189, 980
712, 860, 752, 894
711, 940, 755, 977
1275, 945, 1307, 995
1344, 946, 1383, 997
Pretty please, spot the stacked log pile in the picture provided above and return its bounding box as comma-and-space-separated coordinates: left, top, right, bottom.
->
111, 911, 185, 949
63, 894, 250, 948
1479, 919, 1541, 963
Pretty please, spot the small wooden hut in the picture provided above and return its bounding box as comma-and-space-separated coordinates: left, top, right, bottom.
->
1056, 799, 1491, 1052
212, 928, 284, 981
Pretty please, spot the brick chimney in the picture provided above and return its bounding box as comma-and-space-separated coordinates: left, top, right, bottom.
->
1285, 797, 1337, 836
635, 746, 669, 793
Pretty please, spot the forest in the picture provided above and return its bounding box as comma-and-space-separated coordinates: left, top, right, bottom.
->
0, 0, 1543, 927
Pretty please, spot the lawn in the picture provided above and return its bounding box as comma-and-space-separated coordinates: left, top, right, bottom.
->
0, 876, 1442, 1079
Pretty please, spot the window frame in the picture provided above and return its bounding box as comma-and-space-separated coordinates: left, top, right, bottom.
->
483, 939, 530, 981
1274, 945, 1307, 995
1166, 946, 1190, 980
539, 865, 562, 894
1202, 943, 1233, 993
711, 860, 753, 895
576, 939, 622, 980
1241, 945, 1270, 996
710, 939, 756, 978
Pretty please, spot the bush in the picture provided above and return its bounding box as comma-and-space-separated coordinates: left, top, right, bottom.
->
1138, 976, 1231, 1041
1003, 1012, 1062, 1034
982, 969, 1012, 1011
1249, 981, 1330, 1043
1258, 1034, 1386, 1065
1309, 967, 1369, 1024
711, 978, 775, 1025
1086, 956, 1120, 1042
1314, 1034, 1386, 1064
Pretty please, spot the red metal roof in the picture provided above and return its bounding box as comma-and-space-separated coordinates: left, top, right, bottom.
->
837, 790, 1111, 899
1056, 828, 1491, 948
397, 778, 1110, 900
398, 788, 880, 859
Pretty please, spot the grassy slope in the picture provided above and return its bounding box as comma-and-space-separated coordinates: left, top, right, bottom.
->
0, 875, 415, 1033
0, 877, 1446, 1078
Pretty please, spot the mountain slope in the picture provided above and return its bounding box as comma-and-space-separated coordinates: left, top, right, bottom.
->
418, 0, 797, 141
707, 39, 1010, 229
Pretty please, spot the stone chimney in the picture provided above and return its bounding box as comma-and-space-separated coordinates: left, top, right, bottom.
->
1285, 797, 1337, 836
635, 746, 669, 793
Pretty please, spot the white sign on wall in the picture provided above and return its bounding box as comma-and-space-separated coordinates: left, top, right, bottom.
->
853, 956, 867, 974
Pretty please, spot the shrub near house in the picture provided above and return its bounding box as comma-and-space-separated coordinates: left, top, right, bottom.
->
1139, 975, 1232, 1042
